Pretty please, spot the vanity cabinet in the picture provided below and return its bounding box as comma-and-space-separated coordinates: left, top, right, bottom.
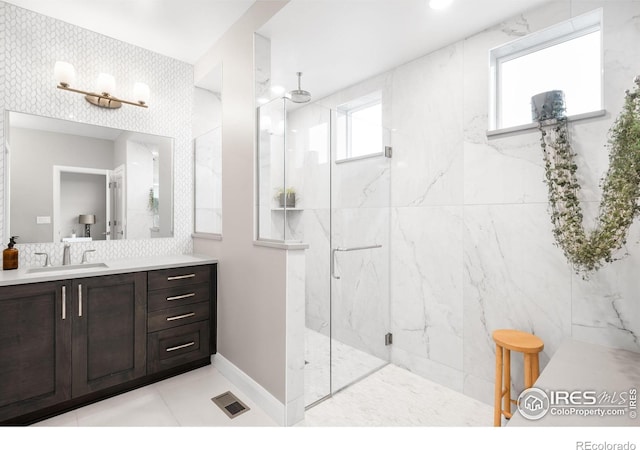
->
0, 281, 71, 421
147, 266, 212, 374
0, 273, 146, 422
71, 273, 147, 397
0, 261, 216, 424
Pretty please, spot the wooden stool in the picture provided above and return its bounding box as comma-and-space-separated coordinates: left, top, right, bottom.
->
492, 329, 544, 427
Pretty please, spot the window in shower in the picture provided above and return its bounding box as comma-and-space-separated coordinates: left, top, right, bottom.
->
336, 92, 383, 162
489, 8, 602, 131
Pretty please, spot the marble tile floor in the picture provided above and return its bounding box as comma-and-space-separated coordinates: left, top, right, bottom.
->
305, 327, 388, 406
33, 364, 278, 427
302, 364, 494, 426
32, 352, 492, 427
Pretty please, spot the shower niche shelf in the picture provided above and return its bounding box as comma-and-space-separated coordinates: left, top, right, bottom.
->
271, 208, 303, 212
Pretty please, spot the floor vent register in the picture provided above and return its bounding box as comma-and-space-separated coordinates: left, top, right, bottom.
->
211, 391, 250, 419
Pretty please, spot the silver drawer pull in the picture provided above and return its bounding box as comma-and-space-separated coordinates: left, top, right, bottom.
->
167, 274, 196, 281
166, 312, 195, 322
78, 284, 83, 317
167, 293, 196, 302
61, 286, 66, 320
166, 341, 195, 352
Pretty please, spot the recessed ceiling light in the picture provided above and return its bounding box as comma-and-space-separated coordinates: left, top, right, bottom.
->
429, 0, 453, 10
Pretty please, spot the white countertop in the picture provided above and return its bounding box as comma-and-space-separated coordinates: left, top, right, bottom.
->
0, 254, 218, 286
508, 339, 640, 426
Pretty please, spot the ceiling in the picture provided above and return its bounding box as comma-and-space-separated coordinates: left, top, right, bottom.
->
3, 0, 553, 101
259, 0, 553, 102
3, 0, 254, 64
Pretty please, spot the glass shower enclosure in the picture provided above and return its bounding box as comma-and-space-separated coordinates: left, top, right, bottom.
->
257, 96, 391, 407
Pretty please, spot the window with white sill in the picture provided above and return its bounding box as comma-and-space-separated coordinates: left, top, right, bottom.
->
489, 8, 603, 131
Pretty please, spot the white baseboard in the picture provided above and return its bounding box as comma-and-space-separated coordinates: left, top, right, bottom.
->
212, 353, 285, 426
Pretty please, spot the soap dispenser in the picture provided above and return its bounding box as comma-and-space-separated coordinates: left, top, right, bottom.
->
3, 236, 19, 270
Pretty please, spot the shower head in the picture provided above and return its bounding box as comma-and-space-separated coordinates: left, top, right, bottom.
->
289, 72, 311, 103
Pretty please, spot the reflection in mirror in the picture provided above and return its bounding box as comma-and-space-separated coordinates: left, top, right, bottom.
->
6, 111, 174, 243
193, 63, 222, 235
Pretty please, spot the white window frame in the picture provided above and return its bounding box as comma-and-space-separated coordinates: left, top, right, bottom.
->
488, 8, 604, 133
336, 91, 384, 163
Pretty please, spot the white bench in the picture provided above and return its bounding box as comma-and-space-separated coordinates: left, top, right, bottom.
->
508, 339, 640, 426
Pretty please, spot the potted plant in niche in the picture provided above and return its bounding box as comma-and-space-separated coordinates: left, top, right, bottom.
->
275, 187, 296, 208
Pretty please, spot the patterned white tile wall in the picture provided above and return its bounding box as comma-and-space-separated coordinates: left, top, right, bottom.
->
0, 2, 194, 266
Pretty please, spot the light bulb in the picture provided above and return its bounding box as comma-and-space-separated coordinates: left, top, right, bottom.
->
54, 61, 76, 87
133, 82, 150, 105
429, 0, 453, 10
96, 73, 116, 96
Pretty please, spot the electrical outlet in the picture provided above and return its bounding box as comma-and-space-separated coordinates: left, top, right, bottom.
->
36, 216, 51, 224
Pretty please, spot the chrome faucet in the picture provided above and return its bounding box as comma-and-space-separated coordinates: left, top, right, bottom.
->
62, 243, 71, 265
34, 252, 52, 267
81, 249, 96, 264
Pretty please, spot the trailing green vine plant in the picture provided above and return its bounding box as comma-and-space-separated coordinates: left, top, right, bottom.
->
537, 77, 640, 274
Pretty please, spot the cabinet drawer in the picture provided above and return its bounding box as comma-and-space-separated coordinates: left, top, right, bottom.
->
147, 321, 209, 374
148, 282, 210, 312
148, 265, 210, 291
148, 301, 210, 333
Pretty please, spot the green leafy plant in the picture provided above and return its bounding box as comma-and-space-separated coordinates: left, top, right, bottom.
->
273, 187, 296, 198
537, 77, 640, 274
273, 186, 297, 208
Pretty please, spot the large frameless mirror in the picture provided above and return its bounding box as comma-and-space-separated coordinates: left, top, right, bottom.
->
5, 111, 174, 244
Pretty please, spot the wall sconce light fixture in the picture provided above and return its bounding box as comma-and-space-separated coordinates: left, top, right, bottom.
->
54, 61, 150, 109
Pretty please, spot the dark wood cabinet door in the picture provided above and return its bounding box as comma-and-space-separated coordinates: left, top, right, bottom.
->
0, 281, 71, 421
72, 273, 147, 397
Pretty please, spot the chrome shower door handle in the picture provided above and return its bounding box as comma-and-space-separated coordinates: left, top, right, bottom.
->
331, 248, 340, 280
338, 244, 383, 253
331, 244, 383, 280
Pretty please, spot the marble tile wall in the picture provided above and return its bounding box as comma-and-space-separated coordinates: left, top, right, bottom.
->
461, 0, 640, 404
124, 140, 155, 239
290, 0, 640, 406
194, 127, 222, 234
285, 248, 306, 425
257, 98, 287, 241
0, 2, 194, 264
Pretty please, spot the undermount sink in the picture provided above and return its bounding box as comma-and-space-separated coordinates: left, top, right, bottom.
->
26, 262, 109, 274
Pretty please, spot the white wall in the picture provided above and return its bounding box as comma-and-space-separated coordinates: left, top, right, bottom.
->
0, 2, 193, 265
193, 0, 291, 409
9, 127, 114, 243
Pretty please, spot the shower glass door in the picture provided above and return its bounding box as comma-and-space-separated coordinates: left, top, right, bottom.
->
329, 103, 391, 395
287, 99, 391, 408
